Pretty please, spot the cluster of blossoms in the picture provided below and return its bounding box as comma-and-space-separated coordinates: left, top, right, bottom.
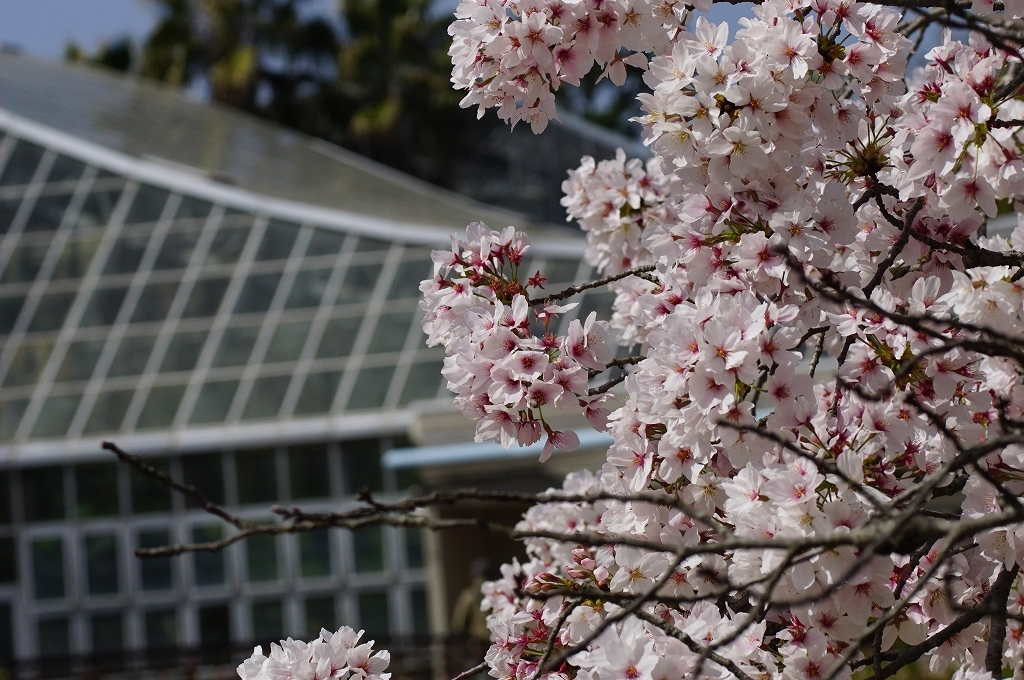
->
427, 0, 1024, 678
236, 627, 390, 680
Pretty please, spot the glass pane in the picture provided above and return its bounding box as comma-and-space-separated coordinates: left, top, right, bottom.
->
0, 470, 8, 524
193, 525, 225, 586
234, 272, 282, 314
79, 285, 128, 327
0, 140, 44, 186
299, 530, 331, 577
56, 339, 105, 382
0, 198, 19, 235
212, 326, 258, 367
132, 281, 180, 323
252, 601, 283, 644
353, 526, 384, 573
355, 237, 389, 252
406, 528, 424, 569
75, 188, 123, 231
159, 330, 208, 372
389, 258, 431, 300
265, 320, 311, 363
32, 393, 81, 438
27, 290, 76, 332
0, 295, 25, 334
136, 384, 187, 429
293, 371, 342, 416
0, 537, 16, 583
37, 617, 70, 659
241, 375, 290, 420
22, 466, 65, 520
342, 440, 382, 494
315, 316, 362, 358
285, 269, 331, 309
182, 453, 224, 506
0, 399, 28, 440
206, 223, 250, 265
47, 155, 85, 184
85, 534, 120, 595
52, 233, 102, 279
124, 185, 169, 225
236, 448, 278, 504
175, 197, 212, 221
198, 605, 230, 649
145, 609, 177, 649
91, 613, 124, 654
181, 277, 230, 318
76, 462, 120, 517
366, 311, 414, 355
411, 587, 429, 635
24, 193, 73, 232
336, 263, 380, 304
108, 334, 155, 377
83, 389, 134, 434
399, 360, 443, 405
32, 537, 65, 598
255, 220, 300, 261
306, 230, 345, 257
138, 530, 173, 590
0, 603, 10, 665
1, 239, 51, 284
246, 535, 278, 582
346, 365, 395, 411
103, 231, 151, 275
357, 592, 389, 639
130, 457, 172, 514
154, 228, 201, 270
5, 338, 53, 388
288, 444, 330, 500
305, 596, 335, 637
190, 379, 239, 424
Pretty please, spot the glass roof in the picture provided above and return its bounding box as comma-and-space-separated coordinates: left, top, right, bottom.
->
0, 129, 601, 448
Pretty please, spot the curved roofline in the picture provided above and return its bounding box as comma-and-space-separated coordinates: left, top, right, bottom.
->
0, 105, 587, 258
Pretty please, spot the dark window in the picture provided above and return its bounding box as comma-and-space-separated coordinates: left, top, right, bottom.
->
25, 193, 73, 232
0, 470, 9, 523
337, 263, 380, 304
80, 286, 128, 327
47, 155, 85, 183
406, 529, 424, 569
28, 290, 76, 332
182, 453, 224, 506
235, 272, 282, 314
255, 220, 300, 261
198, 604, 231, 649
75, 188, 123, 231
37, 617, 70, 658
252, 601, 284, 644
305, 596, 335, 637
241, 375, 290, 420
299, 530, 331, 577
206, 224, 250, 265
0, 603, 12, 664
212, 325, 259, 367
32, 537, 65, 599
175, 197, 212, 221
159, 330, 208, 373
85, 535, 119, 595
109, 334, 155, 377
0, 537, 16, 583
5, 339, 53, 388
246, 535, 278, 582
389, 258, 432, 299
132, 281, 179, 323
1, 240, 51, 284
357, 592, 390, 639
0, 295, 24, 334
265, 320, 311, 362
22, 466, 65, 521
55, 339, 105, 382
286, 269, 331, 309
136, 385, 187, 429
0, 198, 19, 235
190, 379, 239, 424
314, 316, 362, 359
32, 393, 82, 439
124, 185, 169, 225
355, 237, 389, 252
353, 526, 384, 573
293, 371, 342, 415
288, 444, 331, 500
366, 311, 414, 355
306, 230, 345, 257
342, 439, 383, 494
155, 229, 201, 270
181, 277, 229, 318
130, 457, 172, 514
138, 530, 173, 590
82, 389, 134, 435
91, 613, 124, 654
52, 233, 101, 279
399, 360, 443, 405
411, 587, 429, 636
0, 140, 44, 186
76, 463, 120, 517
0, 399, 27, 441
102, 232, 150, 275
347, 365, 395, 411
193, 526, 225, 586
145, 609, 177, 649
236, 448, 278, 504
